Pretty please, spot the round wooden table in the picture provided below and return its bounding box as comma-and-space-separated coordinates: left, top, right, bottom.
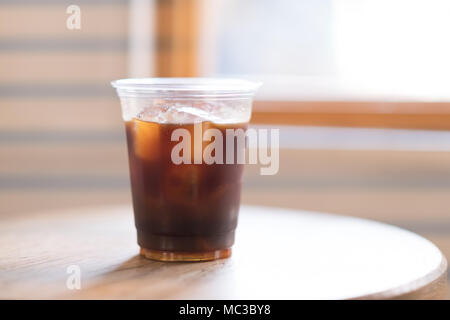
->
0, 205, 446, 299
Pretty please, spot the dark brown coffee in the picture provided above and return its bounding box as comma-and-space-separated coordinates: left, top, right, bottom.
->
125, 118, 248, 260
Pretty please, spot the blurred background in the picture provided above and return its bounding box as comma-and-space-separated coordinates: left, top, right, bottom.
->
1, 0, 450, 296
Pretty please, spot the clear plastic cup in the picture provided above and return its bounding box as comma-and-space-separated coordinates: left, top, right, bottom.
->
111, 78, 261, 261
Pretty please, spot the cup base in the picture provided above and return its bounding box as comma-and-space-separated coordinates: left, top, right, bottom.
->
139, 247, 231, 262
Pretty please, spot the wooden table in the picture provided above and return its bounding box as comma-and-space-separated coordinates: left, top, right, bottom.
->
0, 205, 446, 299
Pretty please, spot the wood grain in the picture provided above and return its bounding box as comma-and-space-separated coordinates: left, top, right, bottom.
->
0, 205, 446, 299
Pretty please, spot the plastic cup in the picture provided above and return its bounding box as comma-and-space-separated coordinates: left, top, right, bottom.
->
111, 78, 261, 261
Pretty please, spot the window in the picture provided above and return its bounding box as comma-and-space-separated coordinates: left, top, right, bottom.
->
197, 0, 450, 103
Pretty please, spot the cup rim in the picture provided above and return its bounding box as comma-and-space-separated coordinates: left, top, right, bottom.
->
111, 77, 262, 98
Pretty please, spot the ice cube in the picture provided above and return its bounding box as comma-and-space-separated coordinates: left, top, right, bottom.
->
133, 119, 160, 161
136, 105, 169, 123
175, 105, 221, 123
164, 164, 201, 205
137, 102, 226, 124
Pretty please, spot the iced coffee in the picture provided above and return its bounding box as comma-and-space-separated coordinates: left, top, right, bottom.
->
112, 78, 260, 261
